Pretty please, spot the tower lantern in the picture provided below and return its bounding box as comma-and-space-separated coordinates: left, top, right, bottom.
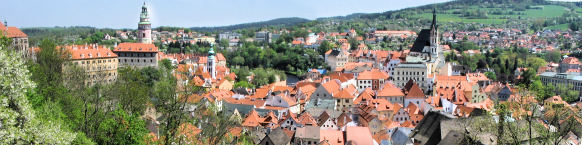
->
137, 2, 152, 44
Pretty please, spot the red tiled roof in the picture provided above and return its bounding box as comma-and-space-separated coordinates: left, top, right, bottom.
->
242, 109, 263, 127
63, 44, 117, 60
333, 89, 354, 99
320, 129, 344, 145
114, 43, 159, 52
354, 88, 375, 104
357, 68, 389, 80
0, 23, 27, 38
562, 57, 579, 64
406, 82, 424, 98
377, 83, 404, 97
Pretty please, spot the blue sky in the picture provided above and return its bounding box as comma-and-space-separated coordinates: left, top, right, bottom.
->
1, 0, 450, 29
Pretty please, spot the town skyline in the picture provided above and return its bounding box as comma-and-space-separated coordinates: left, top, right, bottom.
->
0, 0, 450, 29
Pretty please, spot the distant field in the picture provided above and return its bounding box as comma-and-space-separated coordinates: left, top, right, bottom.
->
412, 5, 568, 25
546, 23, 570, 30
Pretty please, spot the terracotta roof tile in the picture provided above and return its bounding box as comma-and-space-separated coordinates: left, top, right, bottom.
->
320, 129, 344, 145
406, 82, 424, 98
64, 44, 117, 60
354, 88, 375, 105
357, 68, 389, 80
0, 23, 27, 38
333, 89, 354, 99
114, 43, 159, 52
377, 83, 404, 97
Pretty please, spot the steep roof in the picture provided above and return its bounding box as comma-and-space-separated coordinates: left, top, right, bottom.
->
336, 112, 352, 127
562, 57, 580, 64
354, 88, 375, 104
404, 79, 415, 92
321, 80, 341, 95
406, 82, 425, 98
411, 29, 432, 53
317, 111, 332, 126
297, 112, 318, 126
377, 83, 405, 97
333, 89, 354, 99
242, 109, 262, 127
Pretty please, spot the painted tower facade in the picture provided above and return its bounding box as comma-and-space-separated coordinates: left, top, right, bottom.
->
207, 46, 217, 79
138, 2, 152, 44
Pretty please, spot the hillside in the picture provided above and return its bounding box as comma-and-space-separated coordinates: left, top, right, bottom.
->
317, 0, 582, 32
189, 17, 310, 32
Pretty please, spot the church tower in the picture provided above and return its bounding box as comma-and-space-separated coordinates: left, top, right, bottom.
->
138, 2, 152, 44
429, 8, 439, 58
207, 45, 216, 79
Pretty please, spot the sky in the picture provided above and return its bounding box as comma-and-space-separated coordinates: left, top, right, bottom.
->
1, 0, 451, 29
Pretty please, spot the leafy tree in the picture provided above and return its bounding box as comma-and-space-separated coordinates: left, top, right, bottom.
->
233, 81, 255, 89
160, 59, 174, 70
112, 67, 151, 115
556, 84, 579, 103
544, 50, 561, 63
318, 40, 332, 55
0, 35, 76, 144
97, 106, 148, 145
231, 56, 245, 66
485, 71, 497, 80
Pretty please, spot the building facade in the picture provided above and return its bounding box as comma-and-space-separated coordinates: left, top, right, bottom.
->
540, 72, 582, 101
113, 43, 159, 68
325, 49, 349, 71
392, 63, 430, 90
63, 44, 118, 85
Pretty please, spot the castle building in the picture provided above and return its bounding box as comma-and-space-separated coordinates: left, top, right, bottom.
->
113, 43, 159, 68
0, 21, 31, 58
137, 2, 152, 44
63, 44, 118, 85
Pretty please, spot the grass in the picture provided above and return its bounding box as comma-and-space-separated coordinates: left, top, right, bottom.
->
545, 23, 569, 30
523, 5, 567, 18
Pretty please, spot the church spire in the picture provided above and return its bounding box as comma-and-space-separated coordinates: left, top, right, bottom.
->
431, 7, 437, 30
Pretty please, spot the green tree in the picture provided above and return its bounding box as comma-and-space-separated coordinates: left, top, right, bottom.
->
556, 84, 579, 103
318, 40, 332, 55
544, 50, 561, 63
0, 35, 76, 144
485, 71, 497, 80
234, 81, 255, 89
97, 106, 148, 145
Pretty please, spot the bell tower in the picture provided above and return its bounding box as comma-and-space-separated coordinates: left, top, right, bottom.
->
207, 45, 216, 79
138, 2, 152, 44
429, 7, 439, 58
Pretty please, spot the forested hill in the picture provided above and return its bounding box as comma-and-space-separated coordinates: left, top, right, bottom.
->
189, 17, 310, 32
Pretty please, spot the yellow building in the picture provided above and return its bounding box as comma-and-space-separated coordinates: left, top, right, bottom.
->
64, 44, 118, 85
